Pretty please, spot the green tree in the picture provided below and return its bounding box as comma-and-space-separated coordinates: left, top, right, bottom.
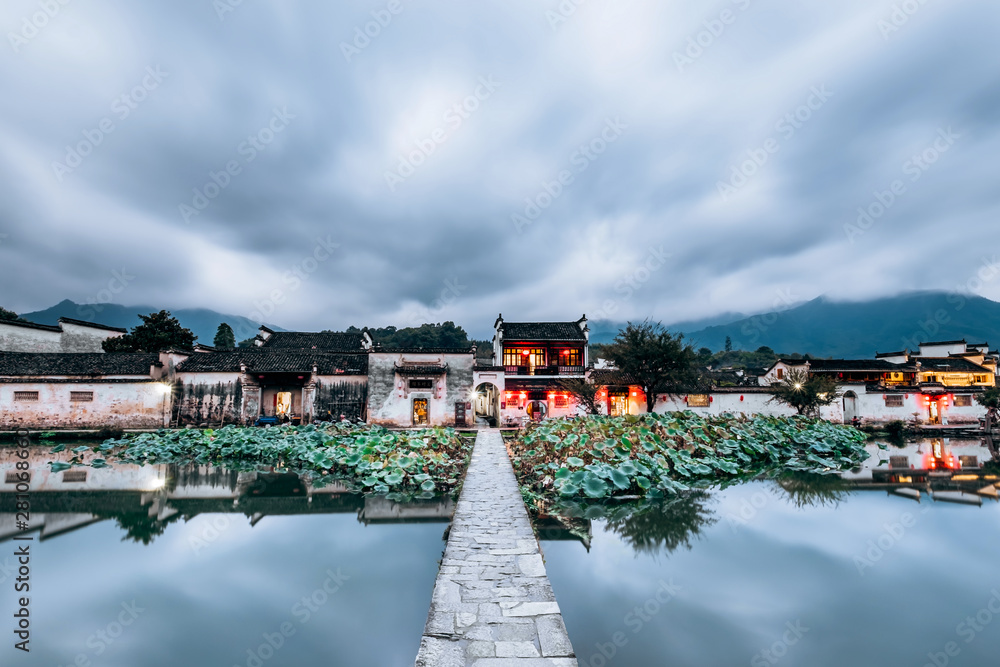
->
557, 377, 602, 415
0, 306, 27, 322
102, 311, 196, 352
238, 337, 257, 348
213, 322, 236, 349
724, 336, 732, 352
605, 321, 698, 413
767, 368, 841, 416
975, 387, 1000, 410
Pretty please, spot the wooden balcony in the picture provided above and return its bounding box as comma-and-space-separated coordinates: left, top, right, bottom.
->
503, 365, 585, 376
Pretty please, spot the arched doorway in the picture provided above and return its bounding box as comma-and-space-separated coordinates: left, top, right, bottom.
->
473, 382, 500, 426
843, 391, 858, 424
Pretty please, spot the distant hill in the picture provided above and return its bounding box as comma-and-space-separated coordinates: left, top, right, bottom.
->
681, 292, 1000, 358
589, 311, 749, 345
21, 300, 285, 344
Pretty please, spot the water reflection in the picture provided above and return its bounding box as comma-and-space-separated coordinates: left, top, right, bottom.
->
540, 439, 1000, 667
1, 448, 451, 667
1, 448, 454, 545
534, 438, 1000, 557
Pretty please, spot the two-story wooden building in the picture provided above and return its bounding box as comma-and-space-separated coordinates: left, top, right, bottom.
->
489, 315, 589, 425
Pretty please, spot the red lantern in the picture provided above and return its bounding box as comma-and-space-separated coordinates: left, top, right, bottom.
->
740, 395, 744, 402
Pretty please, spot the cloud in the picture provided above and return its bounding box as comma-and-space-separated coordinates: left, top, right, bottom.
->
2, 0, 999, 337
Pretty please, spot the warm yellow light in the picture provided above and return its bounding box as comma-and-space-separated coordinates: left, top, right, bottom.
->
157, 383, 172, 395
794, 383, 803, 390
147, 477, 166, 490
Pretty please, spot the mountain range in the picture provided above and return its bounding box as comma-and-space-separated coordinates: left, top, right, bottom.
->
21, 300, 283, 345
592, 292, 1000, 358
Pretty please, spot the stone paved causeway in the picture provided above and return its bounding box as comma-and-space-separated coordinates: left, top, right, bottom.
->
415, 429, 578, 666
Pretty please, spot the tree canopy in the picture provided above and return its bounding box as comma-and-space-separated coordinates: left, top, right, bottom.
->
346, 321, 473, 349
604, 321, 698, 412
0, 306, 26, 322
767, 368, 842, 416
213, 322, 236, 349
102, 310, 196, 352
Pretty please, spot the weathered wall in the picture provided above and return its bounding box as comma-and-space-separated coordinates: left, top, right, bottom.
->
172, 372, 244, 425
0, 323, 62, 353
367, 352, 474, 427
0, 321, 123, 353
314, 376, 368, 421
0, 381, 167, 428
59, 322, 125, 353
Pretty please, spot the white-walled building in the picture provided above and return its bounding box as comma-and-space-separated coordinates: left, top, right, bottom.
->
0, 317, 126, 353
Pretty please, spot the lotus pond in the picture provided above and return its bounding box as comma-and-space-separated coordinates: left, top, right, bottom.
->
509, 413, 871, 509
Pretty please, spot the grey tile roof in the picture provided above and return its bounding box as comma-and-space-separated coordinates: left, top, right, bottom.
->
0, 353, 159, 376
57, 317, 128, 333
259, 331, 366, 352
500, 322, 586, 341
916, 357, 993, 373
176, 349, 368, 375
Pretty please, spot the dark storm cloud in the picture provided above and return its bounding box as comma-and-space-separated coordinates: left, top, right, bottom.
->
1, 0, 998, 338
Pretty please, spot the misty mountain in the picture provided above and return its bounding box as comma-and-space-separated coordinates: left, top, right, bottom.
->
681, 292, 1000, 358
21, 300, 284, 344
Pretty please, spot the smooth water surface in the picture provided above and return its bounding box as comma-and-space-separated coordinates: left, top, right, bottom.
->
2, 450, 448, 667
542, 439, 1000, 667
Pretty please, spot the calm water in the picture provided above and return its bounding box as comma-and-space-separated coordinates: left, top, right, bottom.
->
2, 450, 449, 667
541, 439, 1000, 667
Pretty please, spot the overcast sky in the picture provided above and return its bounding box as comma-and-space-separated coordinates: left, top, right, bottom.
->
1, 0, 998, 338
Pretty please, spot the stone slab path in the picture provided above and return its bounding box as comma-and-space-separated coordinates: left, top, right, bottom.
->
415, 429, 578, 666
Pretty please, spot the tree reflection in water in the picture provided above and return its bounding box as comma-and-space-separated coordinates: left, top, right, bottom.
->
772, 472, 849, 509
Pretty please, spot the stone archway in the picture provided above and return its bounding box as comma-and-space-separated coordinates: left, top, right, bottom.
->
474, 382, 500, 426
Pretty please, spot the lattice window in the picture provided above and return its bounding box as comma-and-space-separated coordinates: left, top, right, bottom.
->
62, 470, 88, 483
70, 391, 94, 402
13, 391, 39, 402
953, 395, 972, 407
884, 395, 904, 407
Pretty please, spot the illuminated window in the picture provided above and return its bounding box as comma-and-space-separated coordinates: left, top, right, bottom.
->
503, 348, 545, 367
557, 349, 582, 366
412, 398, 429, 425
884, 395, 904, 407
973, 375, 990, 384
688, 394, 710, 407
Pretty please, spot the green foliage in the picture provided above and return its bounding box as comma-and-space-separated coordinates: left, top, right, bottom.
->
346, 322, 472, 349
0, 306, 27, 322
725, 335, 732, 352
52, 423, 473, 498
605, 321, 700, 412
975, 387, 1000, 410
767, 368, 842, 415
213, 322, 236, 349
102, 310, 197, 352
238, 337, 257, 348
509, 413, 868, 505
